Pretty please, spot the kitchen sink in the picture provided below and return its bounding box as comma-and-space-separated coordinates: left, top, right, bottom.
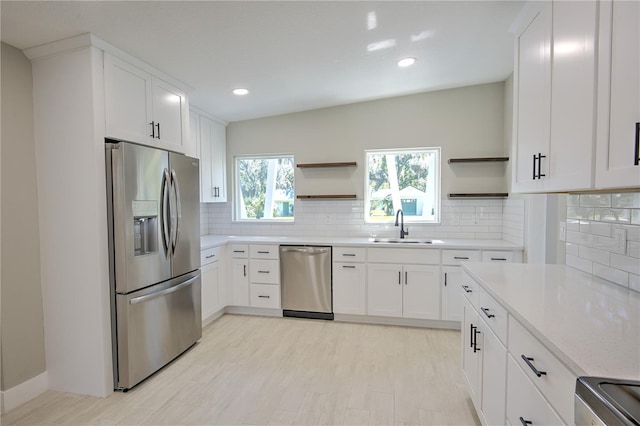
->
372, 238, 434, 244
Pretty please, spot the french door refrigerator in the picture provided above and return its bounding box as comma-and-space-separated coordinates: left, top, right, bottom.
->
105, 140, 201, 391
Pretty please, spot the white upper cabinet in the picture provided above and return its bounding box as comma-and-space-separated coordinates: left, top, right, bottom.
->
595, 0, 640, 189
198, 114, 227, 203
512, 1, 598, 193
104, 53, 189, 154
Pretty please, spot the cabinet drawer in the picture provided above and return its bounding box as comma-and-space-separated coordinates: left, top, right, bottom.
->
506, 355, 565, 426
367, 248, 440, 265
508, 317, 575, 424
230, 244, 249, 258
442, 250, 481, 265
250, 244, 279, 259
200, 247, 220, 266
250, 284, 281, 309
460, 271, 480, 309
478, 286, 507, 345
250, 259, 280, 284
481, 251, 514, 263
333, 246, 366, 263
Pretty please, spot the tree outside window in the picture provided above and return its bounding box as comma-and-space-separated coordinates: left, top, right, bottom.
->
365, 148, 440, 223
235, 155, 294, 221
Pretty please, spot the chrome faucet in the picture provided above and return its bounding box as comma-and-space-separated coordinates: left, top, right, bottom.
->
394, 209, 409, 239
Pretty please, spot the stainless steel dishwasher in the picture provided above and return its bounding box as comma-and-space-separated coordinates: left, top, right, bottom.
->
280, 245, 333, 320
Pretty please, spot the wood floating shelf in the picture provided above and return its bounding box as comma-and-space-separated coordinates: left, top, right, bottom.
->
296, 194, 357, 200
296, 161, 357, 168
448, 157, 509, 164
448, 193, 509, 199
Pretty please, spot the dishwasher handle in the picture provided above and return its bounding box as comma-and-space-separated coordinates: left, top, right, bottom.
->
280, 246, 331, 255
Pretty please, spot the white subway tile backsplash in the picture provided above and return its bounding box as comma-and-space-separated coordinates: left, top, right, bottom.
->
566, 191, 640, 292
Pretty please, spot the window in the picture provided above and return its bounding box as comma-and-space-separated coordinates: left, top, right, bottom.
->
234, 155, 295, 221
365, 148, 440, 223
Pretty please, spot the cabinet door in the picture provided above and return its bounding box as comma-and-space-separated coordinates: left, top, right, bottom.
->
366, 264, 402, 317
479, 319, 507, 426
104, 53, 153, 144
201, 261, 219, 321
546, 0, 598, 192
152, 76, 187, 153
188, 110, 200, 159
231, 259, 249, 306
462, 297, 482, 408
596, 0, 640, 188
512, 3, 551, 192
333, 263, 366, 315
199, 117, 227, 202
402, 265, 440, 320
442, 266, 463, 322
210, 121, 227, 202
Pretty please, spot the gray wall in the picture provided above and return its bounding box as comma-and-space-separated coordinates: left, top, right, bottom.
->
1, 42, 46, 391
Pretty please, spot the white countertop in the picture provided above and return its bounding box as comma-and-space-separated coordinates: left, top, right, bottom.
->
201, 234, 523, 251
461, 262, 640, 381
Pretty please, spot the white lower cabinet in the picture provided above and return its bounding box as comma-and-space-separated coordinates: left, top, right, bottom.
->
442, 266, 464, 321
462, 296, 482, 406
333, 262, 366, 315
367, 263, 440, 320
201, 246, 225, 322
248, 244, 280, 309
479, 317, 507, 426
230, 258, 249, 306
506, 355, 564, 426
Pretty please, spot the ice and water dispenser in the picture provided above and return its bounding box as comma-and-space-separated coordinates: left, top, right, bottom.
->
132, 200, 159, 256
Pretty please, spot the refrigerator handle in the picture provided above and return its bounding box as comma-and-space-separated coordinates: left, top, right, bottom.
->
170, 169, 181, 254
129, 274, 199, 305
160, 169, 171, 258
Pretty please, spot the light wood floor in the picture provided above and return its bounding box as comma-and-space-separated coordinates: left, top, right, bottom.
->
2, 315, 480, 425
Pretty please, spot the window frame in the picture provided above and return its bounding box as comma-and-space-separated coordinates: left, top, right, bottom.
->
233, 153, 295, 223
364, 147, 441, 224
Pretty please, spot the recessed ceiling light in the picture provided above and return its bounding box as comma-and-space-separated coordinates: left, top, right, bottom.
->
397, 57, 416, 68
233, 88, 249, 96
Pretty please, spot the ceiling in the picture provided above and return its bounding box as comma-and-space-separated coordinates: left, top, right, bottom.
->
1, 1, 524, 123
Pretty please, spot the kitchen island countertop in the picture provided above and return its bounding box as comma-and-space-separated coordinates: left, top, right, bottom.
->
461, 262, 640, 381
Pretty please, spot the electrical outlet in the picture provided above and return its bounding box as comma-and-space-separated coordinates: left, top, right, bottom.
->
559, 221, 566, 242
614, 228, 627, 254
473, 214, 480, 225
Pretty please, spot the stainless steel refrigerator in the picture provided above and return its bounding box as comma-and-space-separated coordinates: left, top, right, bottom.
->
105, 140, 201, 391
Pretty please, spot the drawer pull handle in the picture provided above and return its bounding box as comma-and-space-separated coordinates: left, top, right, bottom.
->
342, 253, 356, 257
521, 355, 547, 377
342, 265, 356, 269
257, 251, 270, 254
243, 265, 246, 277
233, 250, 245, 253
491, 257, 507, 261
481, 307, 495, 318
473, 327, 481, 353
258, 270, 270, 274
454, 256, 469, 260
470, 324, 476, 348
258, 295, 270, 299
519, 417, 532, 426
205, 254, 215, 259
462, 285, 472, 293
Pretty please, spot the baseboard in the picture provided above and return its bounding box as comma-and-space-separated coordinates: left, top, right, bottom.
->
202, 308, 225, 327
1, 371, 48, 414
334, 314, 461, 330
225, 306, 283, 317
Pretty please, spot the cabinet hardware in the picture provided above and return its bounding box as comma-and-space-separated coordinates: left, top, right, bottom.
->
258, 295, 270, 298
519, 417, 532, 426
243, 265, 246, 277
473, 327, 481, 353
491, 257, 507, 261
155, 122, 161, 139
150, 121, 156, 138
398, 271, 401, 285
444, 272, 447, 286
481, 307, 495, 318
454, 256, 469, 260
470, 324, 476, 348
257, 251, 270, 254
205, 254, 215, 259
538, 153, 546, 178
233, 250, 245, 253
342, 253, 356, 257
405, 271, 408, 285
258, 270, 270, 274
342, 265, 356, 269
532, 154, 536, 180
635, 122, 639, 166
521, 354, 547, 377
462, 285, 472, 293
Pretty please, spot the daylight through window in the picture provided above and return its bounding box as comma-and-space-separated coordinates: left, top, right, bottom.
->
365, 148, 440, 223
235, 155, 295, 221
